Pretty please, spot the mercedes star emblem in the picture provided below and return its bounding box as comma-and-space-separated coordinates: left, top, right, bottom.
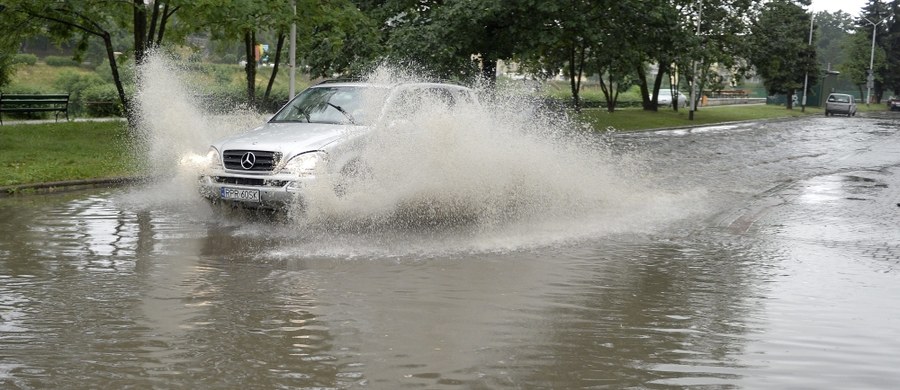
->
240, 152, 256, 170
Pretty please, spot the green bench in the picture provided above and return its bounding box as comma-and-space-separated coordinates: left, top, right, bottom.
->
0, 93, 70, 125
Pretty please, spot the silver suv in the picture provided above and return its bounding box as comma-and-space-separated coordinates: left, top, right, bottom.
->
198, 80, 477, 209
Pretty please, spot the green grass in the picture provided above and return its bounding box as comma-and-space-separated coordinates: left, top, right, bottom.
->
578, 104, 828, 132
7, 63, 96, 93
0, 121, 139, 187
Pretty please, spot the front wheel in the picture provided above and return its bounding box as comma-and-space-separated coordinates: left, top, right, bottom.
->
334, 159, 371, 197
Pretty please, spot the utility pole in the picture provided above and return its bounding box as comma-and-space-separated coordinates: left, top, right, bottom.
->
289, 0, 297, 100
689, 0, 703, 120
801, 13, 814, 112
863, 17, 884, 106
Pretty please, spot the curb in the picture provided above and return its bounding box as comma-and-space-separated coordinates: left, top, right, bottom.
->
0, 177, 147, 198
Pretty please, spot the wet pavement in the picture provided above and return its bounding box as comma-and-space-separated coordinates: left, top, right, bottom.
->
1, 113, 899, 389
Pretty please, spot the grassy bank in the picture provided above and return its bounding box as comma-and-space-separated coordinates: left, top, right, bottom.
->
580, 104, 818, 131
0, 121, 138, 188
0, 103, 888, 188
580, 102, 889, 131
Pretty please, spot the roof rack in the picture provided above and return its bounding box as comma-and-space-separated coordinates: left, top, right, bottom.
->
315, 78, 364, 85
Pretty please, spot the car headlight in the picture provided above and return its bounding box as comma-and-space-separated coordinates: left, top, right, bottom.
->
205, 147, 222, 170
182, 147, 221, 171
281, 152, 326, 176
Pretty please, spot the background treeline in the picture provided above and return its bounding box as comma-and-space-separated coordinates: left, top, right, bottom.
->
0, 0, 898, 119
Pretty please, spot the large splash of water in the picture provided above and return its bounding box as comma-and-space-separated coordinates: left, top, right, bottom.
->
123, 53, 705, 257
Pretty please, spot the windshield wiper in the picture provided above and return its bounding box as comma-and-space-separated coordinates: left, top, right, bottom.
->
327, 103, 356, 125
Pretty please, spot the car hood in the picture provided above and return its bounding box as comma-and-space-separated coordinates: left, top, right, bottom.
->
212, 122, 361, 155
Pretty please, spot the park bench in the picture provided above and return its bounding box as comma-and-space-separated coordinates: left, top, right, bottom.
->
0, 93, 70, 125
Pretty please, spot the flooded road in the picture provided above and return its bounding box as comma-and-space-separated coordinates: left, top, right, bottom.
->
2, 114, 900, 389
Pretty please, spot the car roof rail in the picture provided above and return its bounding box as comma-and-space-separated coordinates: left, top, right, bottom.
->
315, 78, 364, 85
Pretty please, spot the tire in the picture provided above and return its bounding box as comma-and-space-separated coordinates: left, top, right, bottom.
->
334, 159, 370, 197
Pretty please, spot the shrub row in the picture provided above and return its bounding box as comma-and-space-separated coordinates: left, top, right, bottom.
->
44, 56, 81, 67
13, 54, 38, 65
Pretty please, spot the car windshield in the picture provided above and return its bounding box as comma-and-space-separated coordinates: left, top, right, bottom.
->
270, 86, 378, 125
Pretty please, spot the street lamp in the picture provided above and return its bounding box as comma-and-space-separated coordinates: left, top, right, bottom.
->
289, 0, 297, 100
863, 17, 884, 106
801, 13, 814, 112
689, 0, 703, 121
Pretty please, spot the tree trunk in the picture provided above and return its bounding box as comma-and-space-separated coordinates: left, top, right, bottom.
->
155, 3, 174, 47
567, 43, 586, 112
147, 1, 160, 49
636, 66, 652, 110
133, 0, 147, 64
649, 64, 667, 112
244, 30, 257, 106
598, 73, 621, 113
265, 33, 286, 100
481, 57, 497, 85
103, 32, 130, 122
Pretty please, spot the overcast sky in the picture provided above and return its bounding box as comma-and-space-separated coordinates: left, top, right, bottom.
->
810, 0, 867, 15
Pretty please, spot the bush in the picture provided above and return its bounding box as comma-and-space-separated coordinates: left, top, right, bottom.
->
81, 84, 124, 117
13, 54, 38, 66
53, 70, 106, 115
44, 56, 80, 67
94, 58, 135, 88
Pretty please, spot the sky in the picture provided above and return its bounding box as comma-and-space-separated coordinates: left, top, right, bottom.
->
810, 0, 868, 15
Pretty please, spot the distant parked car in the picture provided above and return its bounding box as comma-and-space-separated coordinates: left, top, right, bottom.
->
655, 89, 687, 108
887, 96, 900, 111
824, 93, 857, 117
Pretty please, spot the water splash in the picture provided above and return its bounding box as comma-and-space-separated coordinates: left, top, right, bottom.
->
123, 51, 265, 212
123, 53, 705, 257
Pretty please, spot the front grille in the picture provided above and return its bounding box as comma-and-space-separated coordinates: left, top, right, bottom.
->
223, 150, 281, 171
213, 177, 288, 187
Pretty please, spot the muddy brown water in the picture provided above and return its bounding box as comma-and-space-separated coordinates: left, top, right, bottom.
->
2, 115, 899, 389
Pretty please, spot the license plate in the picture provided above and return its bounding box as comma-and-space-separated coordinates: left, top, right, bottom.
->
220, 187, 260, 203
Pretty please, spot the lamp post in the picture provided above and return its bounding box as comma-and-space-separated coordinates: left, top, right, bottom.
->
689, 0, 703, 120
801, 13, 814, 112
863, 17, 884, 106
289, 0, 297, 100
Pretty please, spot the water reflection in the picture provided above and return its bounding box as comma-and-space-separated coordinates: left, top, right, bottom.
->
2, 115, 900, 388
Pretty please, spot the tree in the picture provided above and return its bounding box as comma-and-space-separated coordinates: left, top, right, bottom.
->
815, 10, 854, 69
1, 0, 186, 119
514, 0, 601, 112
381, 0, 536, 84
840, 30, 887, 99
855, 0, 895, 102
0, 8, 36, 89
300, 1, 380, 78
748, 0, 818, 109
627, 0, 693, 112
194, 0, 377, 107
886, 0, 900, 95
133, 1, 181, 65
679, 0, 760, 113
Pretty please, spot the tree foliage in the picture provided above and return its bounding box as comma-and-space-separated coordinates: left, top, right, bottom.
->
748, 0, 818, 109
4, 0, 894, 116
852, 0, 896, 102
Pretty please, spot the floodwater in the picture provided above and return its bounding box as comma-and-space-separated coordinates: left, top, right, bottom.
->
2, 111, 899, 389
